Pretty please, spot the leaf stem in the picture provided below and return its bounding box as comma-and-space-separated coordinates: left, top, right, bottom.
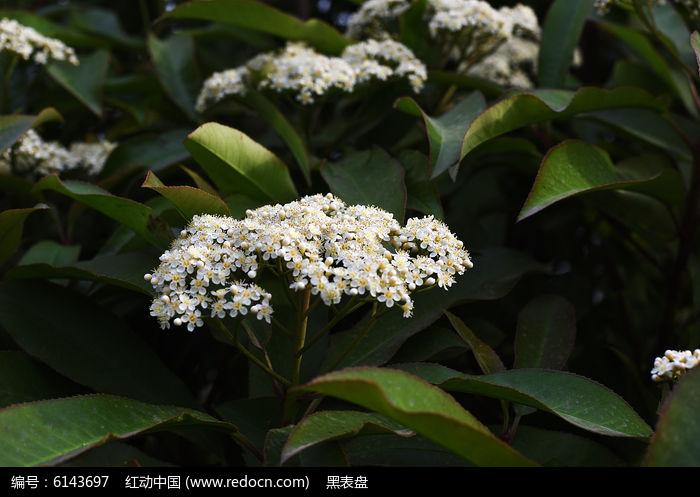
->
283, 288, 311, 423
212, 318, 290, 386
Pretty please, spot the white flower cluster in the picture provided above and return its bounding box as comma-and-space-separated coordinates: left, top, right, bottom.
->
256, 43, 356, 105
345, 0, 411, 40
146, 193, 472, 332
0, 17, 78, 65
341, 39, 427, 93
195, 66, 249, 113
428, 1, 540, 64
651, 349, 700, 382
0, 129, 117, 177
196, 40, 426, 108
467, 37, 539, 88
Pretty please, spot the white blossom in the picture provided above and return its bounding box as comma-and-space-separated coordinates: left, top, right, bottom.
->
146, 193, 472, 330
0, 129, 116, 177
0, 17, 78, 65
651, 349, 700, 382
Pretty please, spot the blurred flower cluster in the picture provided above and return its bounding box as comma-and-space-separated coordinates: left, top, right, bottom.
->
0, 17, 78, 65
0, 129, 117, 177
196, 38, 426, 109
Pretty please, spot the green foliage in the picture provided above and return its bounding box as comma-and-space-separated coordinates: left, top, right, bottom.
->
1, 0, 699, 469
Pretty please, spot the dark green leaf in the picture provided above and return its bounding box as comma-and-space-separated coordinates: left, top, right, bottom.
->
245, 90, 311, 185
101, 128, 190, 176
47, 50, 109, 117
398, 363, 653, 437
518, 140, 667, 221
461, 87, 666, 163
184, 122, 298, 202
0, 351, 80, 408
514, 295, 576, 370
0, 108, 62, 154
395, 92, 485, 177
399, 150, 443, 219
643, 368, 700, 466
142, 170, 231, 221
598, 21, 696, 117
342, 433, 470, 466
0, 394, 235, 466
9, 251, 156, 296
0, 206, 47, 267
323, 247, 547, 369
34, 174, 173, 249
300, 367, 537, 466
68, 7, 143, 49
321, 147, 406, 222
18, 240, 80, 267
512, 425, 625, 467
148, 33, 200, 121
281, 411, 413, 463
0, 280, 196, 407
582, 108, 691, 159
538, 0, 593, 88
445, 310, 505, 374
216, 397, 280, 451
162, 0, 351, 54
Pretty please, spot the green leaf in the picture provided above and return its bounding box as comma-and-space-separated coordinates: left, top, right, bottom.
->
148, 33, 200, 121
18, 240, 80, 267
68, 7, 143, 50
395, 92, 486, 178
0, 394, 236, 466
514, 295, 576, 370
101, 128, 190, 176
8, 251, 156, 296
281, 411, 413, 463
184, 122, 298, 202
598, 21, 697, 117
538, 0, 593, 88
46, 50, 109, 117
300, 367, 537, 466
460, 87, 666, 164
444, 310, 505, 374
397, 363, 653, 437
643, 368, 700, 466
34, 174, 173, 250
399, 150, 444, 219
323, 247, 546, 369
245, 90, 311, 185
511, 425, 625, 467
0, 351, 80, 408
0, 206, 47, 267
0, 108, 62, 154
427, 70, 502, 98
342, 433, 469, 466
581, 108, 691, 159
162, 0, 351, 54
321, 147, 406, 223
142, 170, 231, 221
0, 280, 196, 407
518, 140, 667, 221
216, 397, 280, 452
692, 31, 700, 74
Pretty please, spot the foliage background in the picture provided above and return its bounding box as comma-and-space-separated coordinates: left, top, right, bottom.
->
1, 0, 699, 467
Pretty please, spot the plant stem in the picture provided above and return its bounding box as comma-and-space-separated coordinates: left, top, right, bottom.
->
297, 297, 364, 356
283, 288, 311, 423
324, 303, 382, 373
212, 318, 290, 386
